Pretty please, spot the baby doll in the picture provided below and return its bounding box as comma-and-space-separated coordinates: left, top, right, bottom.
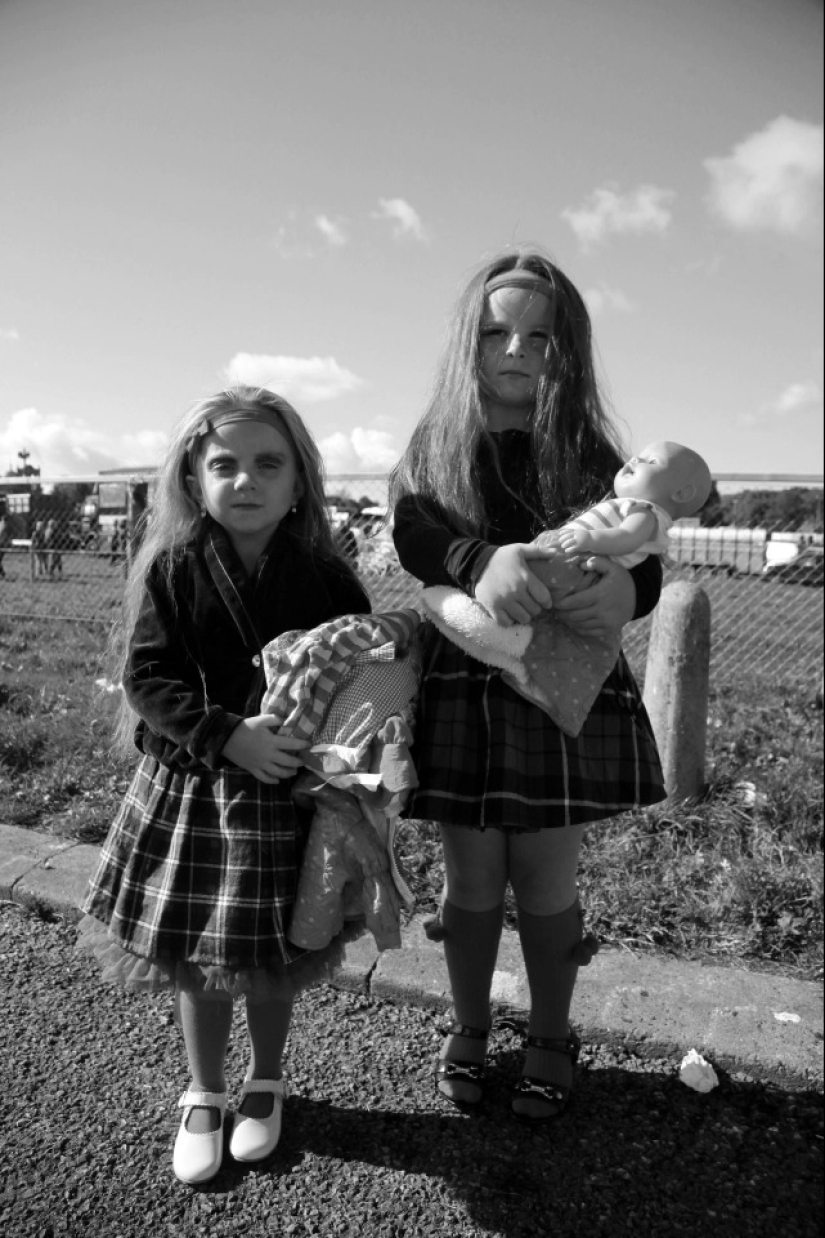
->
261, 609, 422, 954
422, 440, 711, 738
550, 440, 712, 567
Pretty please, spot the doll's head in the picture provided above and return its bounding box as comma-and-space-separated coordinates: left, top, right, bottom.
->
613, 441, 712, 519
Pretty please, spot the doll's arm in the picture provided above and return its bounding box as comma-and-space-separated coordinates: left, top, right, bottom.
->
556, 508, 657, 559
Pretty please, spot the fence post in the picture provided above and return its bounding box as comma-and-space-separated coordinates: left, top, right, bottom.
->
642, 580, 711, 802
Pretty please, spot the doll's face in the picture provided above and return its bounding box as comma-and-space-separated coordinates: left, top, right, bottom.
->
613, 442, 691, 509
478, 287, 553, 429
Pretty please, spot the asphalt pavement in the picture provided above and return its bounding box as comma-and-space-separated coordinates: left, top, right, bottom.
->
1, 821, 821, 1091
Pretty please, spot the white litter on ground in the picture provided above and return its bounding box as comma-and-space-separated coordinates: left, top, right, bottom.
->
679, 1048, 719, 1093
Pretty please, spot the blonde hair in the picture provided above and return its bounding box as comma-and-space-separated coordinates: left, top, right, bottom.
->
110, 385, 352, 748
389, 247, 626, 533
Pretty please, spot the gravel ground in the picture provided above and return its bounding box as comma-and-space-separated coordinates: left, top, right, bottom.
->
1, 906, 822, 1238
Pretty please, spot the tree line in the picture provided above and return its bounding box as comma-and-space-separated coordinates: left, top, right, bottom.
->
699, 485, 823, 531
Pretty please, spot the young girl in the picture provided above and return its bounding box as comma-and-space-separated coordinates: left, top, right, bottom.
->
389, 249, 667, 1123
80, 386, 369, 1184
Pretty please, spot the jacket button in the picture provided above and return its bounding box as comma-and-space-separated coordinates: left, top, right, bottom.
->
252, 654, 261, 667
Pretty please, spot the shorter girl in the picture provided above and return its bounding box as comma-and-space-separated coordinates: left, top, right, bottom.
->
80, 386, 369, 1184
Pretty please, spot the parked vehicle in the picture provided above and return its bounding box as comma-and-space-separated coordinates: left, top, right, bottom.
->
761, 546, 824, 587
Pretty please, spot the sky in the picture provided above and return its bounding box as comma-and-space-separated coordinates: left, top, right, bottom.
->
0, 0, 822, 486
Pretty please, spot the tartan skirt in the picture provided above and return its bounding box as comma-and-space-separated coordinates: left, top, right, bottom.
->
407, 628, 666, 831
80, 754, 349, 999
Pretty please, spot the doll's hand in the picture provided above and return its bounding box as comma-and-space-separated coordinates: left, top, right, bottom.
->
474, 544, 553, 626
222, 716, 308, 783
552, 557, 636, 638
556, 527, 594, 558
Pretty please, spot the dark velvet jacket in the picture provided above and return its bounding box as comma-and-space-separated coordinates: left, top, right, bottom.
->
124, 522, 370, 771
393, 430, 662, 620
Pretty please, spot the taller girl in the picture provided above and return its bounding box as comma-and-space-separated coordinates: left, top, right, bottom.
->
389, 249, 666, 1122
81, 386, 368, 1183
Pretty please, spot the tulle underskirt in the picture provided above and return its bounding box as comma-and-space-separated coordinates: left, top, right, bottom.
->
77, 913, 365, 1004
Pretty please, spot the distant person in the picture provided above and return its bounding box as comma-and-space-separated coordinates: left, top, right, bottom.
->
44, 518, 64, 579
78, 385, 368, 1185
31, 520, 48, 578
109, 518, 128, 567
390, 248, 666, 1123
0, 515, 10, 577
129, 481, 149, 558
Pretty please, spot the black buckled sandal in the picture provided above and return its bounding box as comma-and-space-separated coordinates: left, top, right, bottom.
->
511, 1031, 581, 1124
434, 1021, 490, 1110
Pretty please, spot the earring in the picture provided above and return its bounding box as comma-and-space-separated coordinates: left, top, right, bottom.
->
291, 503, 298, 513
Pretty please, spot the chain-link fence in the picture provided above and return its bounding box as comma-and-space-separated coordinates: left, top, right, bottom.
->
1, 475, 822, 689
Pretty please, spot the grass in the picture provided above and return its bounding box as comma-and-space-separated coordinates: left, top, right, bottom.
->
0, 618, 822, 979
0, 620, 132, 841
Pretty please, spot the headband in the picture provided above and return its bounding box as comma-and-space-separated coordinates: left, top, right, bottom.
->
186, 405, 296, 472
484, 269, 556, 302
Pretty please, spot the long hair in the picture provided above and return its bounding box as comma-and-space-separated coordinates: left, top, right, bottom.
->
110, 385, 355, 749
388, 247, 626, 533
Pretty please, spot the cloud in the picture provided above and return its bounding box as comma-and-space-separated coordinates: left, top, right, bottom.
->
685, 254, 723, 277
705, 117, 823, 236
224, 353, 365, 402
772, 381, 822, 416
740, 380, 823, 427
0, 328, 19, 341
270, 212, 315, 259
584, 284, 634, 316
561, 183, 675, 249
319, 427, 400, 473
0, 407, 166, 475
371, 197, 428, 241
315, 214, 348, 247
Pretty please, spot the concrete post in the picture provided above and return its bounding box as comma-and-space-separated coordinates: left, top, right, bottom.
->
642, 580, 711, 802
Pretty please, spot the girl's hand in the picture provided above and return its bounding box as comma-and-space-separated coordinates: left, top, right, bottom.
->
474, 544, 553, 625
552, 557, 636, 638
221, 716, 308, 783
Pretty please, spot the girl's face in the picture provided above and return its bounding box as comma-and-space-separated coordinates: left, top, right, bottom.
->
188, 419, 303, 562
478, 286, 553, 429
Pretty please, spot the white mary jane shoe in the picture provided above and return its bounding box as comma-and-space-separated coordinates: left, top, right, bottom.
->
229, 1076, 287, 1163
173, 1088, 228, 1185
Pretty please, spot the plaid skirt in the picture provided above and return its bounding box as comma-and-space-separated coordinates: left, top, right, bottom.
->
407, 629, 666, 831
81, 754, 349, 997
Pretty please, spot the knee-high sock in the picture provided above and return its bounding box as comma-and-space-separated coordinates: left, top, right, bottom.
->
244, 995, 294, 1080
516, 899, 583, 1041
441, 900, 504, 1033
